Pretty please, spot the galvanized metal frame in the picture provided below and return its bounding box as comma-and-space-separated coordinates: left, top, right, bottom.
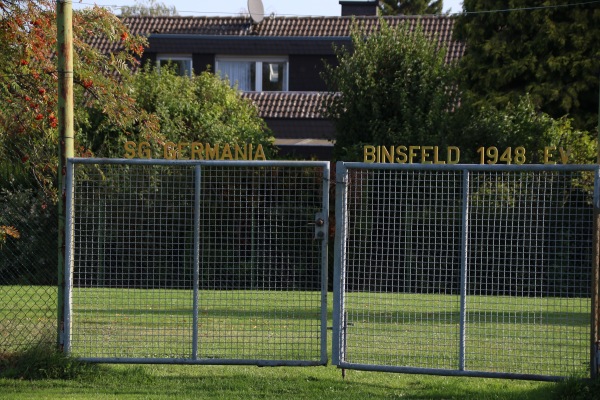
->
333, 162, 599, 381
64, 158, 330, 366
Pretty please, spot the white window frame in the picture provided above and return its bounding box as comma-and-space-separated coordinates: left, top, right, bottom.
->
215, 56, 289, 92
157, 54, 193, 77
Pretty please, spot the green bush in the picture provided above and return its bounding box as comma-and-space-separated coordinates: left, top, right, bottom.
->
0, 188, 57, 285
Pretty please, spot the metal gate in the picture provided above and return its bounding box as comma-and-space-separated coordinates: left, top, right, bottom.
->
64, 158, 329, 366
333, 162, 599, 380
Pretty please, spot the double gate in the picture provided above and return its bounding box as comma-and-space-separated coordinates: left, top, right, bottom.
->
64, 159, 599, 380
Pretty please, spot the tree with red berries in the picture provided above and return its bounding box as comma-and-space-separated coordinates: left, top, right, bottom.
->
0, 0, 158, 197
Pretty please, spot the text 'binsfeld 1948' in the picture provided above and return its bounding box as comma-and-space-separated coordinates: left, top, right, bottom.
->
124, 141, 267, 161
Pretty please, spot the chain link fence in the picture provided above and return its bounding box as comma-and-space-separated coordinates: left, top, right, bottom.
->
0, 187, 58, 354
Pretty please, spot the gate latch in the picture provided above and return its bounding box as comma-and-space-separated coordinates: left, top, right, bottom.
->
312, 212, 327, 240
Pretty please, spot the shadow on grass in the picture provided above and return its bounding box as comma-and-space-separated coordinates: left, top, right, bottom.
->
2, 347, 597, 400
0, 342, 98, 380
66, 364, 565, 400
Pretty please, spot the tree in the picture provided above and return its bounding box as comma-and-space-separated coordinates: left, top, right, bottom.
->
455, 94, 596, 164
379, 0, 443, 15
79, 63, 275, 159
120, 0, 178, 17
323, 19, 460, 160
0, 0, 158, 196
454, 0, 600, 132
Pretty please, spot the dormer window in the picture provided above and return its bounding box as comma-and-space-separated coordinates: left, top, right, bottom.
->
157, 54, 193, 77
216, 56, 288, 92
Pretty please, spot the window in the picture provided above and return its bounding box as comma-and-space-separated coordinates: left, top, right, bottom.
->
216, 57, 288, 92
157, 55, 193, 77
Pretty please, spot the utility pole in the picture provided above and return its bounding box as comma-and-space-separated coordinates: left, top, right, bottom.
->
57, 0, 73, 351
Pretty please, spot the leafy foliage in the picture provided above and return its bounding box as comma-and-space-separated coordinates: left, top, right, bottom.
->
454, 0, 600, 132
323, 19, 460, 161
0, 0, 158, 197
120, 0, 178, 17
454, 95, 597, 164
79, 63, 275, 159
0, 225, 19, 247
379, 0, 443, 15
0, 188, 57, 284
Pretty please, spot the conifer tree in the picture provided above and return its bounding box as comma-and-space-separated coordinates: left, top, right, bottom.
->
379, 0, 443, 15
454, 0, 600, 131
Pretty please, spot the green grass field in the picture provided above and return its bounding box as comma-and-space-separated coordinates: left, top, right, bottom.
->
0, 286, 595, 399
342, 292, 590, 377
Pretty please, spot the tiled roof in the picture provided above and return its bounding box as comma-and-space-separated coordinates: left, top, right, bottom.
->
91, 15, 464, 63
242, 92, 335, 119
122, 15, 455, 38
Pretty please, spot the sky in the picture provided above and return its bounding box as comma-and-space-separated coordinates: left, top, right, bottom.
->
72, 0, 465, 17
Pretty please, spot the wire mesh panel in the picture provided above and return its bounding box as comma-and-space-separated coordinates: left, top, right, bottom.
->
333, 163, 597, 380
0, 188, 58, 353
65, 159, 329, 366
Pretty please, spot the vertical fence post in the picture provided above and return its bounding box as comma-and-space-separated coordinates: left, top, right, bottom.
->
63, 159, 74, 354
458, 169, 470, 371
592, 168, 600, 378
332, 162, 348, 366
320, 163, 331, 365
192, 165, 201, 360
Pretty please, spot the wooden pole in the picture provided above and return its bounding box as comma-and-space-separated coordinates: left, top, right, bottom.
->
57, 0, 73, 351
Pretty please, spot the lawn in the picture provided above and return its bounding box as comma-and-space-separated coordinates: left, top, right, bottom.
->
0, 362, 562, 400
0, 286, 594, 399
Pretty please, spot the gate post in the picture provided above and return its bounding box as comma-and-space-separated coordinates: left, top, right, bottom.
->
332, 162, 348, 366
592, 168, 600, 378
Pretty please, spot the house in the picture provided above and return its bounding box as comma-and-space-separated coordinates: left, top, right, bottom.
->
94, 1, 465, 160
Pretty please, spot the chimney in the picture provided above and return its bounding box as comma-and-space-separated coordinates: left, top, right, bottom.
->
339, 0, 379, 16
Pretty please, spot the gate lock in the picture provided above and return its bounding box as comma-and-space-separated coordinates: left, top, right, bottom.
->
311, 212, 327, 240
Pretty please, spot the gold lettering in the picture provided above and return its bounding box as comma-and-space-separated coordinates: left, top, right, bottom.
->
421, 146, 433, 164
205, 144, 219, 160
191, 142, 203, 160
364, 145, 376, 163
408, 146, 419, 164
139, 141, 151, 159
124, 141, 136, 159
559, 147, 571, 164
178, 142, 190, 160
447, 146, 460, 164
395, 146, 407, 163
235, 144, 247, 160
433, 147, 445, 164
254, 144, 266, 161
544, 146, 556, 164
164, 142, 177, 160
221, 143, 233, 160
382, 146, 394, 163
